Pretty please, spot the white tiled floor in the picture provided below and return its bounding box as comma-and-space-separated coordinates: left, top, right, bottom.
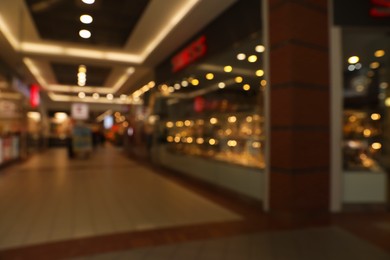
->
0, 146, 242, 249
72, 227, 390, 260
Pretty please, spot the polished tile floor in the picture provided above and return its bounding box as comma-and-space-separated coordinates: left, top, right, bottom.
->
0, 145, 389, 259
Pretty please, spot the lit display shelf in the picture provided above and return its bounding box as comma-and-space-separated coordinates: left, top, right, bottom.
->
160, 112, 265, 169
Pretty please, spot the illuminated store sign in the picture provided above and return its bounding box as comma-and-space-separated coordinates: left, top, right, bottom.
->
30, 84, 40, 108
370, 0, 390, 17
171, 36, 207, 72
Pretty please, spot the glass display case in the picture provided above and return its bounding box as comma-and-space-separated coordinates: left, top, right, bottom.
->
343, 109, 383, 172
161, 111, 265, 169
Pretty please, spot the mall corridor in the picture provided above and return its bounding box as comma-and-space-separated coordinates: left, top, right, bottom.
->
0, 146, 388, 259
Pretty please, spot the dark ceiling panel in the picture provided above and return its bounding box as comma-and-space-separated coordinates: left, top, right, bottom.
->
25, 0, 150, 48
51, 62, 111, 86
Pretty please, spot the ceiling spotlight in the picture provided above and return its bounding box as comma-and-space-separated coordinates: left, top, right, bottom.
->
218, 82, 226, 89
78, 81, 86, 86
370, 62, 380, 69
248, 55, 258, 63
79, 29, 91, 39
235, 76, 243, 83
181, 80, 189, 87
224, 66, 233, 73
78, 92, 86, 99
78, 65, 87, 73
206, 73, 214, 80
255, 45, 265, 53
107, 94, 114, 100
120, 94, 127, 100
92, 93, 100, 99
237, 53, 246, 60
256, 70, 264, 77
348, 56, 359, 64
82, 0, 95, 4
80, 14, 93, 24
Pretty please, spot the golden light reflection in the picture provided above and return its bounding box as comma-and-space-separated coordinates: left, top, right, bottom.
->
371, 113, 381, 121
372, 142, 382, 150
363, 129, 372, 137
166, 121, 174, 128
167, 136, 174, 142
209, 139, 217, 145
374, 50, 385, 58
228, 116, 237, 123
206, 73, 214, 80
196, 138, 204, 144
235, 76, 243, 83
210, 118, 218, 124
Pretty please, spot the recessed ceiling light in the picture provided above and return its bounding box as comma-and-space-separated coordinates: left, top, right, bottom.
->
256, 70, 264, 77
120, 94, 127, 100
82, 0, 95, 4
235, 76, 243, 83
243, 84, 251, 91
248, 55, 257, 63
348, 56, 359, 64
224, 66, 233, 73
80, 15, 93, 24
106, 94, 114, 100
206, 73, 214, 80
78, 92, 86, 99
78, 65, 87, 73
218, 82, 226, 89
79, 29, 91, 39
92, 93, 100, 99
237, 53, 246, 60
255, 45, 265, 53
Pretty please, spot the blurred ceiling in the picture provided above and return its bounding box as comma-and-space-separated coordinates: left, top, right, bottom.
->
0, 0, 237, 110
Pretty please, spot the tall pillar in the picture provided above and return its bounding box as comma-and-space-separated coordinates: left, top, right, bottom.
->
267, 0, 330, 222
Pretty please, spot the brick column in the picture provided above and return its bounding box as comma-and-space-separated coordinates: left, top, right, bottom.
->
267, 0, 330, 222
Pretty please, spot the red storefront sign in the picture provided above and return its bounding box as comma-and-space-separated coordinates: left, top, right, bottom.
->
171, 35, 207, 72
30, 84, 40, 108
370, 0, 390, 17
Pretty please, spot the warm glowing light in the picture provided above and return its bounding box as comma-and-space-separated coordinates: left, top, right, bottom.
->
261, 80, 267, 87
82, 0, 95, 3
80, 14, 93, 24
191, 79, 199, 86
235, 76, 243, 83
246, 116, 253, 123
237, 53, 246, 60
168, 86, 175, 93
184, 120, 192, 126
256, 70, 264, 77
196, 138, 204, 144
363, 129, 372, 137
123, 122, 129, 128
92, 93, 99, 99
348, 56, 359, 64
243, 84, 251, 91
385, 97, 390, 107
248, 55, 258, 63
224, 66, 233, 73
106, 94, 114, 100
78, 92, 86, 99
209, 139, 217, 145
197, 119, 204, 125
372, 142, 382, 150
371, 113, 381, 120
206, 73, 214, 80
181, 81, 189, 87
228, 116, 237, 123
55, 112, 68, 121
370, 62, 380, 69
27, 112, 41, 121
174, 83, 181, 90
174, 136, 181, 143
187, 137, 193, 143
380, 82, 388, 89
79, 29, 91, 39
166, 122, 174, 128
349, 115, 357, 122
228, 140, 237, 147
255, 45, 265, 53
167, 136, 174, 142
176, 121, 184, 127
375, 50, 385, 58
210, 118, 218, 124
78, 65, 87, 73
252, 142, 261, 148
218, 82, 226, 89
